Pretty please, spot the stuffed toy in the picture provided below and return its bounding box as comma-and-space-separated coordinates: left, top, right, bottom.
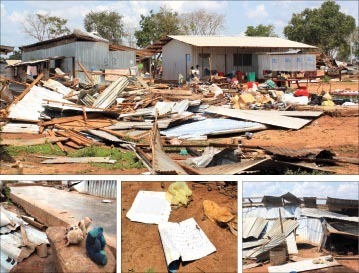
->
86, 227, 107, 265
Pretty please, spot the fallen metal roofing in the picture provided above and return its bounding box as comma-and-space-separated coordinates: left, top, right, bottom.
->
195, 158, 271, 175
243, 206, 299, 219
296, 217, 324, 246
40, 156, 116, 164
268, 255, 340, 273
7, 86, 72, 122
264, 218, 299, 239
205, 106, 313, 130
168, 35, 317, 49
286, 232, 298, 254
106, 120, 171, 130
326, 197, 359, 208
41, 79, 74, 96
243, 217, 268, 239
240, 110, 322, 118
0, 123, 40, 134
261, 147, 335, 159
242, 239, 268, 249
161, 118, 267, 139
326, 221, 359, 237
300, 208, 359, 222
86, 129, 122, 142
245, 233, 286, 259
92, 76, 129, 108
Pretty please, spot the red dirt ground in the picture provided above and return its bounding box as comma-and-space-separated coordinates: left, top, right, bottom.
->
121, 182, 238, 273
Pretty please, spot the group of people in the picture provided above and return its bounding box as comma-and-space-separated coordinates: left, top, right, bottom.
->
189, 65, 200, 81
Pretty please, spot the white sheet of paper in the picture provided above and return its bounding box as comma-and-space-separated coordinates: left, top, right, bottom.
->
126, 191, 171, 224
158, 217, 217, 266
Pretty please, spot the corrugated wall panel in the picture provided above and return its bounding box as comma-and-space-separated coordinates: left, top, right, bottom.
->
296, 217, 323, 246
109, 51, 136, 69
82, 180, 116, 198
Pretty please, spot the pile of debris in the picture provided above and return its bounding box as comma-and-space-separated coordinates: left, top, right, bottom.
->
242, 193, 359, 272
1, 69, 357, 174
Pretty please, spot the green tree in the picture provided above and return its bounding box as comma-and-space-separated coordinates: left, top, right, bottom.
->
245, 24, 278, 37
284, 0, 356, 58
22, 13, 70, 41
8, 50, 22, 60
135, 7, 183, 48
180, 9, 225, 35
84, 11, 124, 45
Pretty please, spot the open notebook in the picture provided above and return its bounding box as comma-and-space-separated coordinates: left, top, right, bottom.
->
158, 217, 216, 267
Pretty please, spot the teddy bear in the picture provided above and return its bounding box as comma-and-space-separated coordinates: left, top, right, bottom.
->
86, 227, 107, 265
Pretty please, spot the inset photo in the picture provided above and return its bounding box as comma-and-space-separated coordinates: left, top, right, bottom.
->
121, 181, 238, 273
0, 180, 117, 273
242, 181, 359, 273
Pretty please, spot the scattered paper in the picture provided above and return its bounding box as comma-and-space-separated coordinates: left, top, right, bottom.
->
126, 191, 171, 224
158, 217, 216, 266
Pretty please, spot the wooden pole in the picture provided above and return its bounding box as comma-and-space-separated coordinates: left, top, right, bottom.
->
279, 208, 284, 234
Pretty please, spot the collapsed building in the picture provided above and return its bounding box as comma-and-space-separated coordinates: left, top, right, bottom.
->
242, 193, 359, 272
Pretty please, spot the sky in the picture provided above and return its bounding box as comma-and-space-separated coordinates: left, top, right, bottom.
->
1, 0, 358, 49
243, 181, 359, 200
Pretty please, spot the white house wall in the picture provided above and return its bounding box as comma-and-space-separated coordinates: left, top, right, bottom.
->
162, 42, 291, 80
162, 39, 193, 81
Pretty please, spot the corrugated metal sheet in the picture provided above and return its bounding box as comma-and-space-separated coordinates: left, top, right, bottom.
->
243, 206, 299, 219
265, 218, 299, 239
243, 239, 268, 249
261, 147, 334, 159
109, 50, 136, 69
92, 76, 129, 108
23, 225, 49, 245
0, 123, 40, 134
86, 129, 122, 142
7, 86, 72, 122
286, 232, 298, 254
169, 36, 317, 48
74, 180, 116, 198
245, 233, 286, 259
205, 106, 313, 130
300, 208, 359, 222
296, 217, 323, 246
106, 120, 170, 130
41, 79, 74, 96
258, 54, 316, 71
161, 118, 267, 139
243, 217, 268, 239
268, 255, 340, 273
326, 221, 359, 237
240, 110, 322, 118
196, 158, 271, 175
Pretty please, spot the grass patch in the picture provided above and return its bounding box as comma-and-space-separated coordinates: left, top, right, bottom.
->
69, 146, 144, 170
145, 268, 156, 273
5, 144, 65, 157
4, 144, 144, 170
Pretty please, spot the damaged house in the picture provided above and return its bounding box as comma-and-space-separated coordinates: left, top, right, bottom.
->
242, 193, 358, 272
155, 35, 318, 81
8, 29, 137, 83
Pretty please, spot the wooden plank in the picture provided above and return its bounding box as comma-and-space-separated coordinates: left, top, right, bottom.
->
0, 136, 68, 146
149, 89, 193, 96
78, 62, 94, 84
41, 114, 102, 126
41, 156, 116, 164
48, 130, 67, 153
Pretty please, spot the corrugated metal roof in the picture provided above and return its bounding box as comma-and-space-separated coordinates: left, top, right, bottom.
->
243, 217, 268, 239
168, 35, 317, 49
245, 233, 286, 259
86, 129, 122, 142
296, 217, 323, 246
300, 208, 359, 222
41, 79, 74, 96
205, 106, 313, 130
243, 239, 268, 249
7, 86, 73, 122
261, 147, 334, 159
162, 118, 266, 139
0, 123, 40, 134
264, 218, 299, 239
243, 206, 299, 219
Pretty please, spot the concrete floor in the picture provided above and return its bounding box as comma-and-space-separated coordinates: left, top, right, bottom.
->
10, 186, 117, 238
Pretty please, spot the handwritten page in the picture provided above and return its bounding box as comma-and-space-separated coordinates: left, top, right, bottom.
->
158, 218, 216, 266
126, 191, 171, 224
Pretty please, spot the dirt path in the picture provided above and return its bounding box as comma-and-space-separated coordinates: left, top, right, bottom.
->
121, 182, 238, 273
